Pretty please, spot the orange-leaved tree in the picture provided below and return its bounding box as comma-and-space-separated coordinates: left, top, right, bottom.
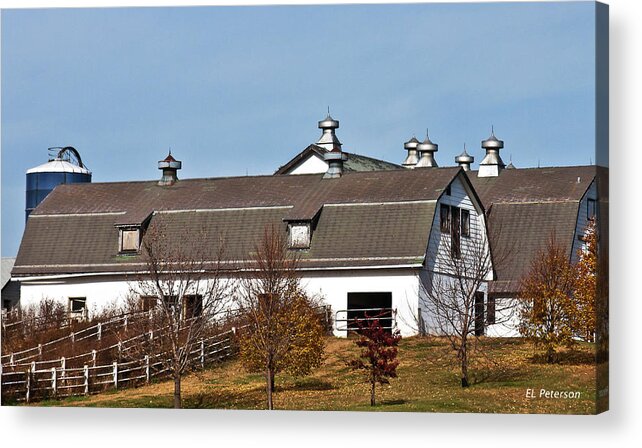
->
573, 218, 597, 342
518, 234, 578, 363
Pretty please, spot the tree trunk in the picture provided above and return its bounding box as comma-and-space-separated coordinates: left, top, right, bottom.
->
370, 380, 376, 406
266, 368, 274, 410
174, 374, 181, 409
460, 341, 469, 388
173, 373, 182, 409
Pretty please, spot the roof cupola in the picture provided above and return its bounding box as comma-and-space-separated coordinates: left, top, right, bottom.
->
478, 127, 506, 177
455, 144, 474, 171
316, 109, 342, 151
158, 151, 182, 186
415, 131, 439, 167
402, 136, 420, 168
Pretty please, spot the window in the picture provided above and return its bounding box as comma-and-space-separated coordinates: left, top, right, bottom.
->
451, 206, 461, 259
440, 204, 451, 233
119, 227, 140, 253
461, 209, 470, 237
445, 185, 451, 196
487, 296, 496, 325
139, 296, 158, 312
69, 297, 87, 317
288, 223, 311, 249
587, 199, 597, 219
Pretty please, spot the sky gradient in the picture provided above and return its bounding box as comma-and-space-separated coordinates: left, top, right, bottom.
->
1, 2, 599, 257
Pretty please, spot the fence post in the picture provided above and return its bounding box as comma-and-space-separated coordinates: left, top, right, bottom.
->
51, 367, 57, 397
25, 366, 31, 403
118, 341, 122, 360
37, 344, 42, 360
60, 357, 66, 379
200, 340, 205, 368
97, 323, 102, 341
83, 365, 89, 395
145, 355, 150, 384
70, 331, 75, 346
113, 361, 118, 389
10, 353, 14, 367
92, 349, 97, 368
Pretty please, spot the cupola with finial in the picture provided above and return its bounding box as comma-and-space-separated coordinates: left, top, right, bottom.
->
415, 130, 439, 167
316, 108, 342, 151
478, 127, 506, 177
455, 144, 474, 171
402, 136, 420, 168
158, 150, 182, 186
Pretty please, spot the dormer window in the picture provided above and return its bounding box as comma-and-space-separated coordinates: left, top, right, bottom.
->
119, 227, 141, 254
288, 222, 311, 249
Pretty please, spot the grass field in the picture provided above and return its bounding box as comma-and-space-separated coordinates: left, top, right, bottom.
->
31, 336, 604, 414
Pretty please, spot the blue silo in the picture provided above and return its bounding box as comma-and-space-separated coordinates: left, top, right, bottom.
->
25, 146, 92, 221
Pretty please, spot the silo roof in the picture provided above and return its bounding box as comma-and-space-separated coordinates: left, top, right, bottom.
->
26, 159, 91, 175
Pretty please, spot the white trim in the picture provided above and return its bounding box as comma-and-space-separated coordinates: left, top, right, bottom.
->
323, 200, 437, 207
155, 205, 293, 214
30, 211, 126, 218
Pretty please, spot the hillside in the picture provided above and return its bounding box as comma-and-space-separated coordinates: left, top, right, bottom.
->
31, 336, 603, 414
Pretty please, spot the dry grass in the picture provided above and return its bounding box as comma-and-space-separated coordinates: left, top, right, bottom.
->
31, 336, 603, 414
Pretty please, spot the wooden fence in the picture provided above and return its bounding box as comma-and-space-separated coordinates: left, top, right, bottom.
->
1, 327, 239, 404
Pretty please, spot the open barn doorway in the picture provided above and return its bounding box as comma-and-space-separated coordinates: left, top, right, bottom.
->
346, 292, 393, 333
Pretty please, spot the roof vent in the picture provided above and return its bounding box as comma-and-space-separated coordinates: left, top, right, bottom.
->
415, 131, 438, 168
478, 127, 506, 177
158, 151, 182, 186
402, 136, 420, 168
455, 144, 474, 171
316, 110, 342, 151
323, 143, 348, 179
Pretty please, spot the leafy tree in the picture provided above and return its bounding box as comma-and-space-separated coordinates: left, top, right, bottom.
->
237, 226, 325, 410
574, 218, 597, 342
349, 317, 401, 406
518, 235, 578, 363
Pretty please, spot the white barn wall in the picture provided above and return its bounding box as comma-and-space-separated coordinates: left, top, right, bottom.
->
18, 267, 423, 337
19, 275, 134, 315
299, 269, 420, 337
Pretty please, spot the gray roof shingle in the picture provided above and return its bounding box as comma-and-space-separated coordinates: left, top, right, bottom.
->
14, 168, 459, 276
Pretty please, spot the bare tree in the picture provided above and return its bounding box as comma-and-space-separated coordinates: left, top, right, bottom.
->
236, 225, 325, 410
125, 219, 234, 408
417, 207, 514, 387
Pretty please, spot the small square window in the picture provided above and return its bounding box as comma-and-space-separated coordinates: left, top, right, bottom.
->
69, 297, 87, 316
120, 228, 140, 253
289, 223, 311, 249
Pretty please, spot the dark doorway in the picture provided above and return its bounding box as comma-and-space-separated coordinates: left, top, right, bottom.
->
474, 292, 485, 336
347, 292, 393, 333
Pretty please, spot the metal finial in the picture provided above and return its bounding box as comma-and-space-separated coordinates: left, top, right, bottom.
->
168, 147, 172, 156
491, 125, 494, 136
327, 106, 330, 115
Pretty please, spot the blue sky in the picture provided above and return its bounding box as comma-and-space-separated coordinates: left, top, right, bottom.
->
1, 2, 598, 257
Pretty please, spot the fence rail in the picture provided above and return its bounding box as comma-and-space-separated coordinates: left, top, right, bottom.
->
1, 327, 241, 404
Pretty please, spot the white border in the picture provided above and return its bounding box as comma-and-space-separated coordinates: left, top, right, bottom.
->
1, 0, 640, 447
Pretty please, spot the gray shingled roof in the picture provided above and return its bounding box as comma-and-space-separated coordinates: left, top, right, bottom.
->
467, 166, 599, 294
14, 168, 460, 276
273, 144, 401, 175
